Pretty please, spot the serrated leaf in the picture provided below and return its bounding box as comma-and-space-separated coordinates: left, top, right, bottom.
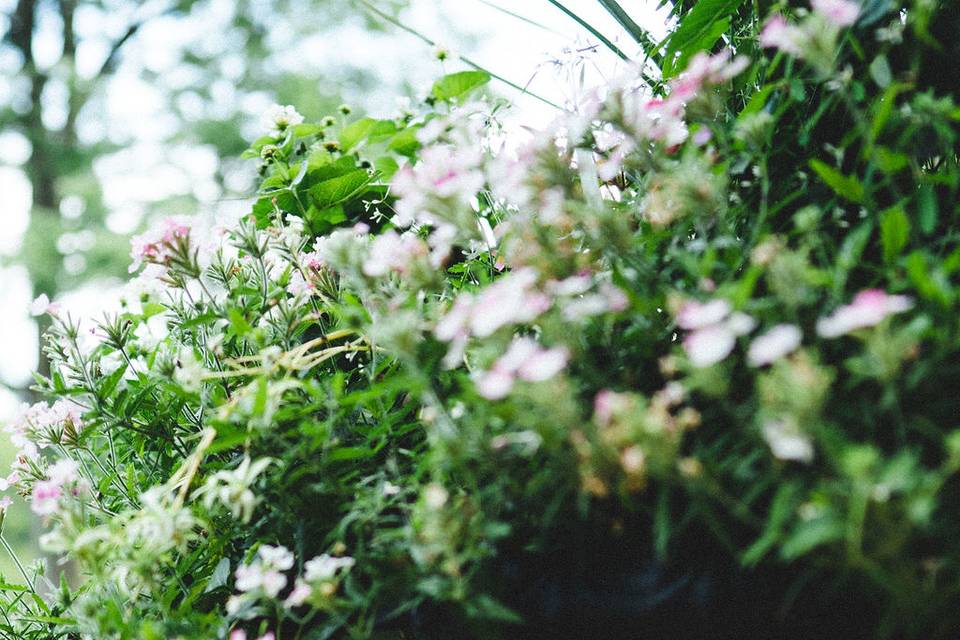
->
307, 170, 373, 209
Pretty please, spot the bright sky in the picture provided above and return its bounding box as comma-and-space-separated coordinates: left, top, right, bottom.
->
0, 0, 671, 419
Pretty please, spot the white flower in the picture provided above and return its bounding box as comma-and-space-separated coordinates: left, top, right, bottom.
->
29, 294, 58, 316
284, 580, 312, 608
474, 369, 514, 400
261, 570, 288, 598
676, 299, 732, 330
762, 418, 814, 463
683, 324, 736, 368
260, 104, 304, 136
46, 459, 79, 485
362, 231, 427, 277
258, 544, 294, 571
816, 289, 913, 338
747, 324, 803, 367
235, 563, 265, 592
303, 554, 355, 582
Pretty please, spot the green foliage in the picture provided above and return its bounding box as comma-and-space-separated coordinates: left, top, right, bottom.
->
4, 2, 960, 639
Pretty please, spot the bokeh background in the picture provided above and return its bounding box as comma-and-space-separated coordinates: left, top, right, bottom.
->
0, 0, 668, 579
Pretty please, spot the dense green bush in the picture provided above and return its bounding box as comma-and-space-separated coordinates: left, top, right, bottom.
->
3, 1, 960, 638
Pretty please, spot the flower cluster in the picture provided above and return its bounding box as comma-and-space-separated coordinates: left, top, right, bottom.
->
5, 5, 960, 637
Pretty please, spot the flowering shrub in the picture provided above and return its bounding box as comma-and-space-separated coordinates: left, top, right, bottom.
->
3, 1, 960, 638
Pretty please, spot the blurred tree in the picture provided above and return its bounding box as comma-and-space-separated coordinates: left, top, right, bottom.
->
0, 0, 404, 388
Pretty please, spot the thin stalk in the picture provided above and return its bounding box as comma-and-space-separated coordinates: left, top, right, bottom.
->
355, 0, 564, 111
546, 0, 629, 60
595, 0, 662, 63
476, 0, 567, 36
0, 533, 34, 591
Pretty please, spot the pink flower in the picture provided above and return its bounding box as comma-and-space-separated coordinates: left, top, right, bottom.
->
257, 633, 276, 640
286, 272, 314, 296
229, 631, 247, 640
468, 269, 550, 338
475, 337, 569, 399
284, 580, 312, 608
747, 324, 802, 367
683, 323, 737, 368
30, 480, 62, 516
811, 0, 859, 26
0, 497, 12, 512
593, 390, 632, 427
362, 231, 427, 277
759, 15, 806, 56
129, 217, 192, 273
671, 49, 750, 102
475, 369, 515, 400
816, 289, 913, 338
676, 299, 732, 330
29, 294, 59, 317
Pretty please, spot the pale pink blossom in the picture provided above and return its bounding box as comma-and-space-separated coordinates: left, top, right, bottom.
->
0, 496, 11, 511
362, 231, 427, 277
286, 272, 313, 296
811, 0, 860, 26
30, 480, 62, 516
676, 299, 732, 330
683, 324, 737, 368
762, 418, 814, 462
29, 294, 59, 316
468, 269, 550, 337
284, 580, 312, 608
593, 389, 632, 427
129, 217, 192, 273
670, 49, 750, 102
816, 289, 913, 338
256, 633, 276, 640
748, 324, 803, 367
475, 369, 515, 400
229, 631, 247, 640
516, 345, 569, 382
392, 143, 484, 226
475, 337, 568, 399
759, 15, 806, 56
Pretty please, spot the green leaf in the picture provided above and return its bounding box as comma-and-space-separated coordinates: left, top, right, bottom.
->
339, 118, 398, 152
307, 170, 373, 209
228, 308, 253, 337
204, 557, 231, 593
809, 159, 865, 203
780, 518, 845, 560
662, 0, 744, 77
918, 184, 938, 236
431, 70, 491, 102
868, 55, 892, 88
387, 126, 422, 158
880, 205, 910, 262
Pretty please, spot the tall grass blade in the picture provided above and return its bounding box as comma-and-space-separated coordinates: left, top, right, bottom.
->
545, 0, 630, 61
595, 0, 663, 64
354, 0, 564, 111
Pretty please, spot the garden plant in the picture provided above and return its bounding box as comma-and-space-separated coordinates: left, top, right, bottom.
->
3, 0, 960, 638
